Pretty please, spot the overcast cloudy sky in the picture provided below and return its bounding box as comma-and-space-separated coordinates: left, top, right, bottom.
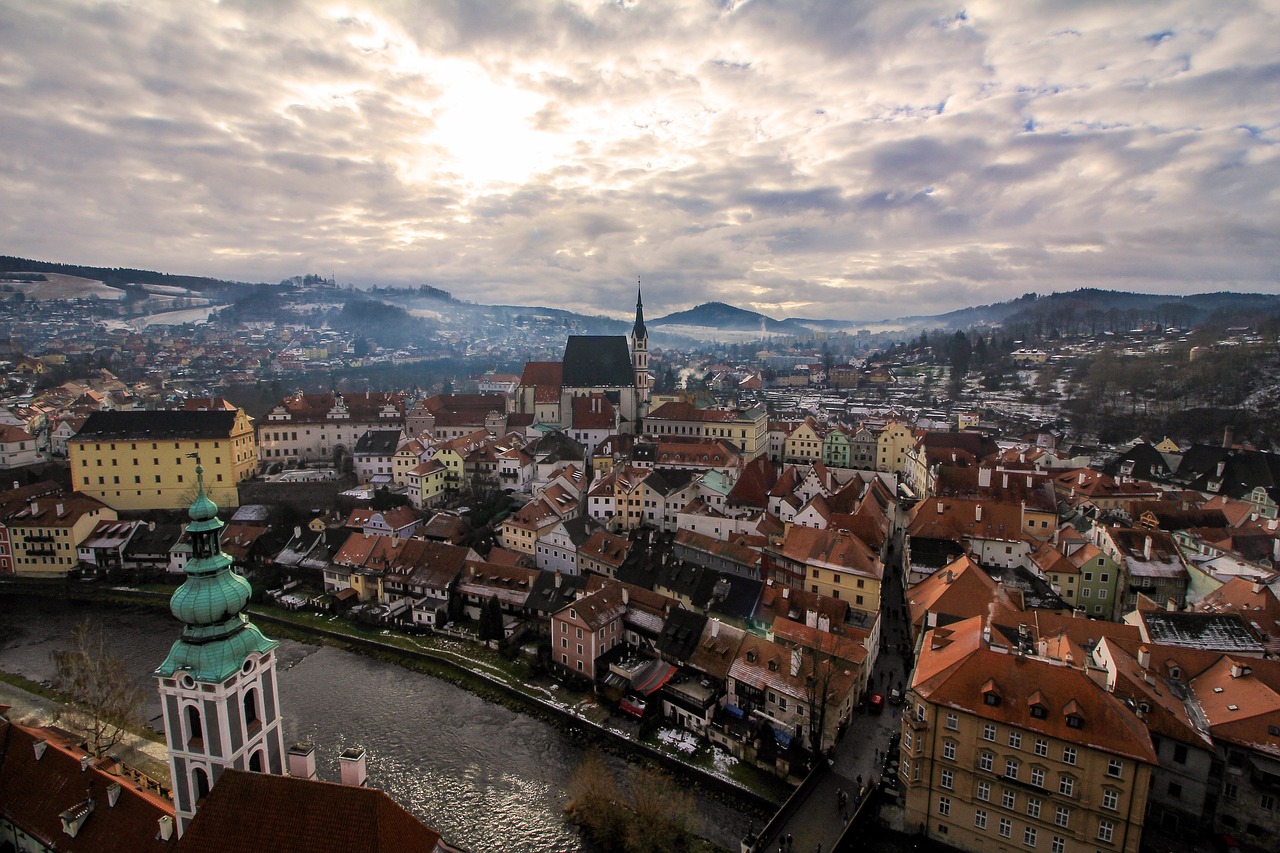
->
2, 1, 1278, 322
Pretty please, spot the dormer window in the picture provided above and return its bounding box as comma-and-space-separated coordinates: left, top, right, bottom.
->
768, 659, 778, 672
1028, 690, 1048, 718
1066, 715, 1083, 729
982, 678, 1001, 706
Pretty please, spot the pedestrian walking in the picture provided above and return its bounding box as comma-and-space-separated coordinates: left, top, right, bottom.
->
787, 833, 793, 851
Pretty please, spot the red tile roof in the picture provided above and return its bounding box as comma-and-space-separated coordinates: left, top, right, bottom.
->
172, 769, 443, 853
0, 716, 174, 853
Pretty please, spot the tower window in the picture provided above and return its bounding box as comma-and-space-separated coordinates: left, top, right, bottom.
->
193, 767, 210, 802
185, 705, 204, 748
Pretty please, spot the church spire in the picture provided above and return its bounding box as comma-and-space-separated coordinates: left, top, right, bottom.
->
631, 278, 650, 407
156, 457, 286, 835
633, 278, 647, 341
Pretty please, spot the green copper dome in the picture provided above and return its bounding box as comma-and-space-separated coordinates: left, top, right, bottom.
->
156, 460, 277, 684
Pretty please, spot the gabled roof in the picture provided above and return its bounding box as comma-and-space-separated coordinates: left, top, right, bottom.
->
354, 430, 405, 455
172, 769, 442, 853
562, 336, 634, 388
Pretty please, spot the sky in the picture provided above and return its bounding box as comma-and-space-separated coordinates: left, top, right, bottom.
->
2, 1, 1279, 324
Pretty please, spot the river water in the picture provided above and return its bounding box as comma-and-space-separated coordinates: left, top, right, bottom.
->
0, 598, 756, 852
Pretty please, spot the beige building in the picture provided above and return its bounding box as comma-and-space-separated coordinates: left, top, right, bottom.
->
903, 616, 1156, 853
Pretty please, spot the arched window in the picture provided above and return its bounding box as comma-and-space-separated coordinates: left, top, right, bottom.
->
185, 705, 203, 748
249, 749, 264, 773
243, 688, 260, 730
192, 767, 210, 802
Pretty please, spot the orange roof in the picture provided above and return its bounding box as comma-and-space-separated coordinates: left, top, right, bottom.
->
914, 616, 1158, 764
1189, 656, 1280, 757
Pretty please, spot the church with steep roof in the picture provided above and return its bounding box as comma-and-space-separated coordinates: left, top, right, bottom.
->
515, 283, 651, 434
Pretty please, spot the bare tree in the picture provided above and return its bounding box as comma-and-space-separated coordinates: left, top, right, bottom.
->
52, 618, 145, 757
626, 764, 697, 853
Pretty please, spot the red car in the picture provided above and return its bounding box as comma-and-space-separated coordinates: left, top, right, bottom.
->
869, 693, 885, 713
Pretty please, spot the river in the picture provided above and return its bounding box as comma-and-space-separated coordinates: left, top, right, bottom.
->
0, 598, 757, 852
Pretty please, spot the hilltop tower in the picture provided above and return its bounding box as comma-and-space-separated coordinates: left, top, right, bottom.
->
631, 280, 651, 406
155, 461, 285, 835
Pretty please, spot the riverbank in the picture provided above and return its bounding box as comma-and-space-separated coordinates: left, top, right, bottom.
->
0, 578, 786, 817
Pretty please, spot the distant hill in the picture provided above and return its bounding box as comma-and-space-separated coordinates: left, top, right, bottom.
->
0, 255, 242, 293
651, 301, 814, 334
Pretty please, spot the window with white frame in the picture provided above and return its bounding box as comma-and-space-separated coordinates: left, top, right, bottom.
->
1002, 789, 1017, 809
1005, 758, 1019, 779
999, 818, 1012, 838
1059, 775, 1074, 797
1051, 836, 1065, 853
1024, 827, 1037, 847
1062, 747, 1076, 765
1031, 767, 1046, 788
975, 809, 988, 829
1097, 820, 1114, 843
977, 781, 991, 802
1009, 731, 1022, 749
1107, 759, 1122, 779
1102, 789, 1119, 810
944, 741, 957, 761
983, 723, 997, 741
941, 769, 953, 790
980, 751, 994, 772
938, 795, 951, 816
946, 712, 959, 730
1027, 797, 1041, 819
1034, 739, 1048, 757
1054, 806, 1070, 827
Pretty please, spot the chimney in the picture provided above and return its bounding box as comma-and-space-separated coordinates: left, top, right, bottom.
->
80, 755, 92, 772
1002, 473, 1009, 489
782, 586, 790, 600
621, 587, 629, 606
287, 742, 317, 780
1026, 476, 1033, 488
158, 815, 174, 841
1144, 537, 1153, 561
1230, 662, 1251, 679
937, 501, 944, 515
33, 739, 47, 760
975, 504, 983, 522
56, 502, 64, 517
1254, 580, 1265, 594
148, 520, 155, 531
294, 525, 302, 540
1223, 426, 1235, 449
107, 782, 122, 807
1078, 471, 1086, 486
339, 747, 368, 787
978, 467, 991, 488
30, 501, 38, 515
790, 647, 802, 677
554, 571, 562, 589
1216, 460, 1226, 478
1137, 645, 1150, 669
711, 619, 720, 638
806, 609, 818, 628
817, 614, 830, 632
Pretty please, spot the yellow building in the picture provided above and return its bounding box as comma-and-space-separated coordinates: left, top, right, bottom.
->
903, 616, 1155, 853
783, 417, 826, 464
765, 526, 884, 616
70, 410, 256, 510
6, 493, 116, 577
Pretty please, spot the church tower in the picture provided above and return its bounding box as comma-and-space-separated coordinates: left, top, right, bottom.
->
631, 281, 651, 407
155, 462, 286, 835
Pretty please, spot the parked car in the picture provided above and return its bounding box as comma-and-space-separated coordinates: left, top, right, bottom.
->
869, 693, 885, 713
889, 687, 903, 704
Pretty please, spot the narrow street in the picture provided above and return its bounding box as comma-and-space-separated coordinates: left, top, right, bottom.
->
755, 503, 915, 852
